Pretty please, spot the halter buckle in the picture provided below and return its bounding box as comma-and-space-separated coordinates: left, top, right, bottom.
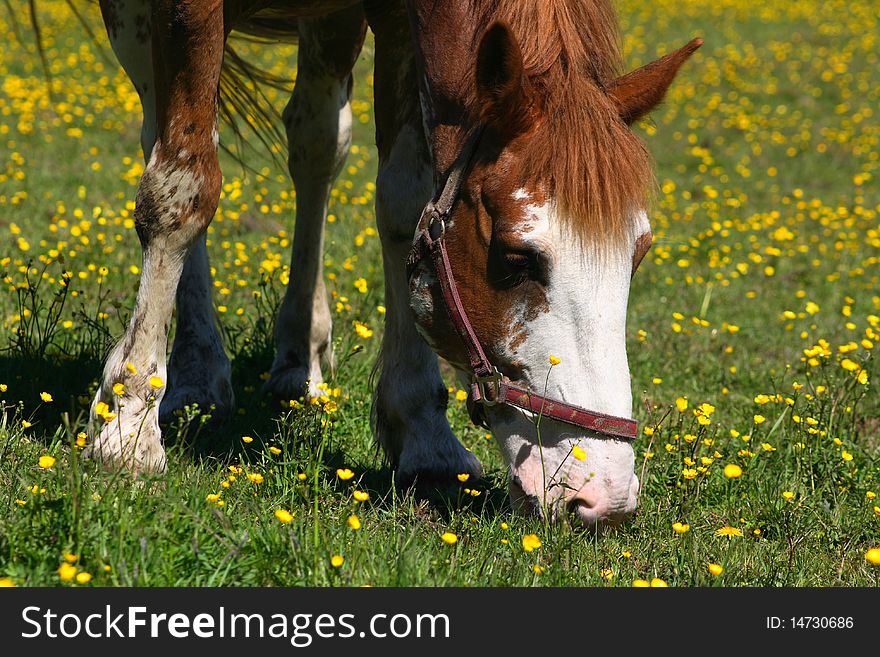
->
473, 369, 503, 406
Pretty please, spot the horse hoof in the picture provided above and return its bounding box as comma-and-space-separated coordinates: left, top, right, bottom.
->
262, 364, 324, 404
396, 443, 484, 493
84, 409, 167, 476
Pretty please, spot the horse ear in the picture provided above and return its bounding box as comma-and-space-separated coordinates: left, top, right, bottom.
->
475, 22, 536, 138
609, 38, 702, 125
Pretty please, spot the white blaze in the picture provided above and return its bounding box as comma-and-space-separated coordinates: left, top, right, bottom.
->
486, 189, 647, 525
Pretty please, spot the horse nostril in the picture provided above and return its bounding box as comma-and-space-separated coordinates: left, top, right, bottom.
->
568, 495, 633, 529
567, 497, 601, 528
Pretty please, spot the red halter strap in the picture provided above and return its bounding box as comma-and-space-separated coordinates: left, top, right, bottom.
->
406, 130, 638, 442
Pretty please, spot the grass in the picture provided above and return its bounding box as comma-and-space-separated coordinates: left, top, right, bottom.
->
0, 0, 878, 587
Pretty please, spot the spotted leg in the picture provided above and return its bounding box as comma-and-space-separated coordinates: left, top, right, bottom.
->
85, 0, 225, 474
98, 0, 233, 427
368, 2, 483, 487
263, 6, 367, 402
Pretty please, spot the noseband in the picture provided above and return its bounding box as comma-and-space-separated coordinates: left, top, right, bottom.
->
406, 129, 638, 442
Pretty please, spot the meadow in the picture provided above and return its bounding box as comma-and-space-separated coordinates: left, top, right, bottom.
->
0, 0, 877, 587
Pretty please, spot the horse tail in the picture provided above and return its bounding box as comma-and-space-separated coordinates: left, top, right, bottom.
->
7, 0, 299, 173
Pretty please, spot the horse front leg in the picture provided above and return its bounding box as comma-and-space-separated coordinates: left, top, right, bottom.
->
368, 2, 483, 489
85, 0, 225, 474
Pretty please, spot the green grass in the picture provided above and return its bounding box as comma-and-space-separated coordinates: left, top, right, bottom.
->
0, 0, 878, 587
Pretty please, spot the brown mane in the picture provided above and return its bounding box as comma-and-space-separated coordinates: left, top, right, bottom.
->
469, 0, 653, 244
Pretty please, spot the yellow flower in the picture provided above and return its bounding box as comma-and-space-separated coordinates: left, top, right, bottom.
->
112, 383, 125, 396
205, 493, 221, 503
148, 376, 164, 390
632, 579, 650, 587
522, 534, 542, 552
275, 509, 293, 524
39, 392, 53, 403
696, 402, 715, 417
532, 565, 545, 574
571, 446, 587, 461
454, 389, 468, 402
337, 468, 355, 481
0, 577, 16, 587
76, 572, 92, 584
841, 450, 853, 462
840, 358, 859, 372
94, 401, 116, 422
782, 491, 795, 501
865, 548, 880, 566
441, 532, 458, 545
63, 553, 78, 564
353, 490, 370, 502
672, 522, 690, 534
125, 362, 138, 375
246, 473, 264, 484
38, 455, 56, 469
241, 435, 254, 444
500, 522, 509, 530
650, 578, 668, 587
707, 563, 724, 576
723, 464, 743, 479
753, 414, 765, 424
330, 555, 344, 568
347, 514, 361, 530
675, 397, 688, 412
716, 526, 743, 538
599, 568, 614, 580
268, 446, 281, 455
57, 563, 77, 582
549, 355, 561, 366
353, 277, 368, 294
456, 473, 470, 482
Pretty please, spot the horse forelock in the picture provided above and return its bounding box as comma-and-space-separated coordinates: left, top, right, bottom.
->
468, 0, 653, 247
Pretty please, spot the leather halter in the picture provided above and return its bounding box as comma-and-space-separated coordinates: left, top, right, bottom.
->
406, 129, 638, 442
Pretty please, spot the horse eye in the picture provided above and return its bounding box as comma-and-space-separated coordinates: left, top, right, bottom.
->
496, 248, 547, 288
503, 251, 532, 270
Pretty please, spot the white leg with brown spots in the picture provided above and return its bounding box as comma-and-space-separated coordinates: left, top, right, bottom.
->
99, 1, 232, 426
85, 1, 225, 474
369, 4, 482, 488
265, 7, 366, 402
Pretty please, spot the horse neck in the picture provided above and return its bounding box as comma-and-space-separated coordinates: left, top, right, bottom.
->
406, 0, 480, 174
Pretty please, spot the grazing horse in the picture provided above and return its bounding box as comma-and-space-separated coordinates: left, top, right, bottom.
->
83, 0, 699, 529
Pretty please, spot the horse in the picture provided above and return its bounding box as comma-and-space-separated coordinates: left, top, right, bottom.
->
80, 0, 699, 529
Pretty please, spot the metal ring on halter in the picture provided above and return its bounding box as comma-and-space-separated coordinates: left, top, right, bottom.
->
428, 216, 446, 241
427, 210, 446, 241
